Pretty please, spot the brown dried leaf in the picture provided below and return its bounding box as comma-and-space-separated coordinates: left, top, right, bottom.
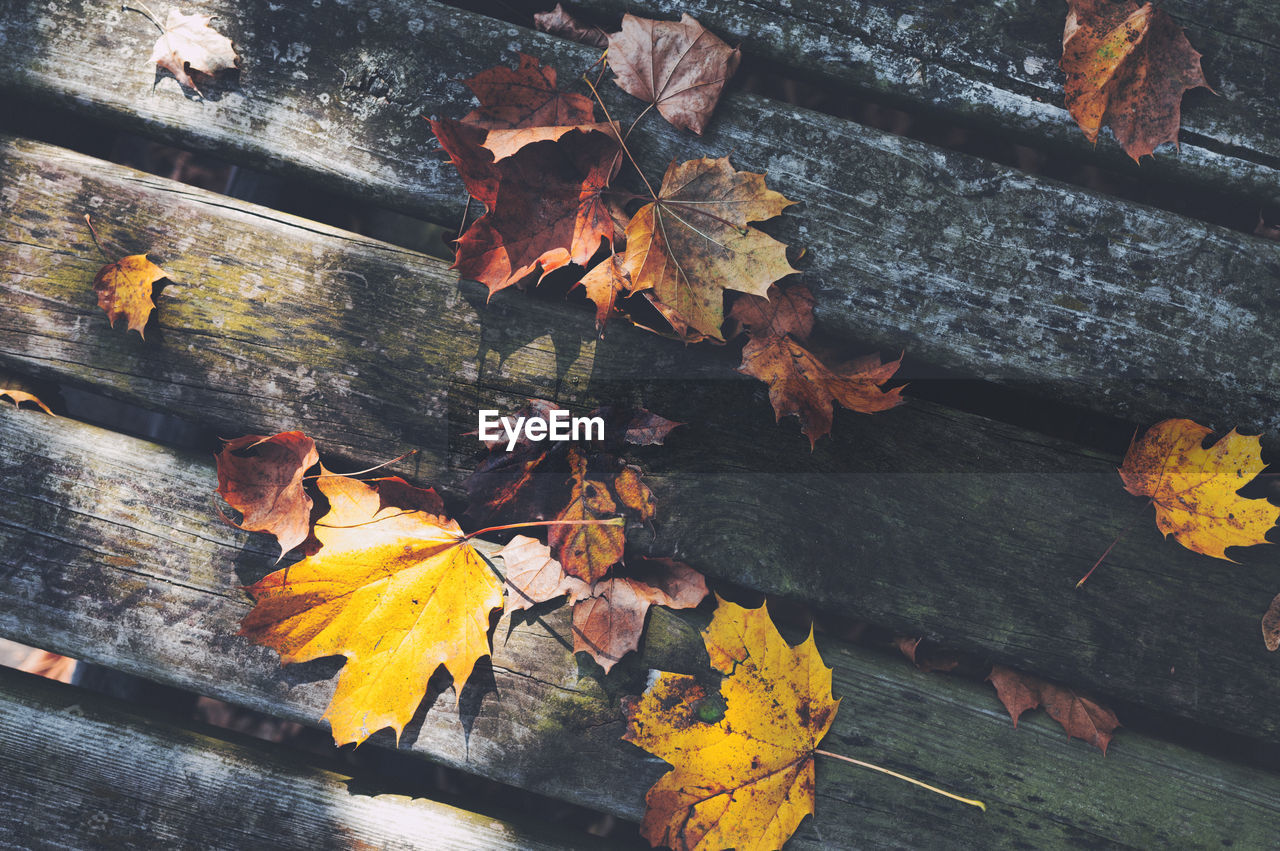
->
461, 53, 596, 130
215, 432, 320, 560
987, 665, 1120, 754
499, 534, 591, 615
534, 4, 609, 49
1263, 592, 1280, 652
893, 636, 960, 674
728, 283, 816, 342
150, 9, 240, 96
93, 254, 170, 338
1061, 1, 1210, 161
607, 13, 741, 135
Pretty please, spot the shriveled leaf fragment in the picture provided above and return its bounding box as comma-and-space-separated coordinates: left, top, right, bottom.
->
623, 598, 838, 850
549, 448, 624, 582
499, 534, 590, 615
1060, 0, 1210, 161
1118, 419, 1278, 560
0, 376, 53, 415
614, 465, 656, 521
1263, 592, 1280, 651
608, 13, 741, 135
573, 559, 707, 672
534, 4, 609, 48
93, 254, 169, 338
150, 9, 240, 96
987, 665, 1119, 754
240, 474, 503, 746
894, 636, 960, 674
594, 406, 685, 448
624, 156, 797, 340
215, 432, 319, 559
431, 120, 621, 296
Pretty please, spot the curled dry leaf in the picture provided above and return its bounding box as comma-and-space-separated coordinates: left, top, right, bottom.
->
624, 156, 797, 341
0, 375, 53, 415
549, 447, 625, 582
573, 559, 707, 673
1263, 592, 1280, 652
613, 465, 657, 521
987, 665, 1120, 754
215, 432, 319, 560
893, 636, 960, 674
432, 120, 621, 296
150, 9, 240, 96
623, 597, 838, 850
93, 254, 170, 338
1060, 0, 1210, 161
240, 474, 503, 746
499, 534, 590, 615
607, 13, 741, 135
1118, 419, 1278, 560
534, 3, 609, 48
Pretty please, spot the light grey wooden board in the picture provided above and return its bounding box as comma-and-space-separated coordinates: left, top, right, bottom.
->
3, 409, 1280, 848
1, 0, 1278, 430
0, 666, 604, 850
3, 136, 1280, 746
556, 0, 1280, 205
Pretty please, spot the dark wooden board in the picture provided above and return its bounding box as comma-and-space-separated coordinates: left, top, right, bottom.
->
2, 138, 1280, 746
3, 409, 1280, 848
1, 1, 1278, 430
0, 667, 605, 850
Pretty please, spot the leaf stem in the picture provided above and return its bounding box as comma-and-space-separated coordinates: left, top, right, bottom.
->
813, 749, 986, 811
1075, 499, 1150, 589
464, 517, 625, 540
581, 73, 658, 201
122, 2, 166, 32
304, 449, 419, 479
82, 214, 110, 261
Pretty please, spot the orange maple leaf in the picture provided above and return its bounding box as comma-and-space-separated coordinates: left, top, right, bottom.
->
624, 156, 796, 341
1118, 418, 1277, 560
1060, 0, 1211, 161
240, 474, 503, 746
92, 254, 170, 338
623, 598, 839, 850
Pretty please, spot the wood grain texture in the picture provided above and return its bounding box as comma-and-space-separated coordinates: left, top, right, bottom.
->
3, 138, 1280, 745
554, 0, 1280, 205
0, 668, 600, 850
1, 1, 1278, 430
3, 410, 1280, 848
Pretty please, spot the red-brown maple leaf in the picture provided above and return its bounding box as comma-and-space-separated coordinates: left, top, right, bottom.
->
215, 432, 320, 560
987, 665, 1120, 754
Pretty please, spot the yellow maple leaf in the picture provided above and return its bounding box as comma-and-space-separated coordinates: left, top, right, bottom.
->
1119, 418, 1278, 560
92, 254, 170, 338
240, 474, 503, 745
622, 597, 839, 851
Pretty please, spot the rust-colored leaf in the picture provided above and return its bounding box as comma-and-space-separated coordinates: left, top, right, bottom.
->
215, 432, 320, 560
461, 53, 596, 130
607, 13, 741, 135
894, 636, 960, 674
987, 665, 1120, 754
150, 9, 240, 96
623, 598, 838, 850
240, 474, 503, 746
93, 254, 170, 338
1262, 591, 1280, 652
534, 3, 609, 48
573, 558, 707, 672
431, 120, 621, 296
1118, 418, 1278, 560
624, 156, 796, 340
1060, 0, 1210, 161
727, 283, 816, 342
549, 447, 624, 582
499, 534, 590, 615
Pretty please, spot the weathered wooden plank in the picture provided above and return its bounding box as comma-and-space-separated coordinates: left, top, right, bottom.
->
1, 1, 1279, 430
3, 137, 1280, 746
0, 667, 601, 850
553, 0, 1280, 206
3, 409, 1280, 848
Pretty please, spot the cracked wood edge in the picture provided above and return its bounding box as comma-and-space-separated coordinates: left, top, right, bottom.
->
1, 1, 1279, 429
3, 409, 1280, 847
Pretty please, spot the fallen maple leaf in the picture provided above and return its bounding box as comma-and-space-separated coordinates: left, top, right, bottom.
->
462, 53, 596, 130
1118, 419, 1278, 560
534, 4, 609, 49
215, 432, 320, 560
1262, 592, 1280, 652
149, 9, 240, 96
574, 558, 707, 672
624, 156, 797, 340
93, 254, 170, 338
578, 253, 629, 335
607, 14, 741, 135
240, 474, 503, 745
499, 534, 590, 615
623, 597, 838, 850
1060, 0, 1210, 161
432, 120, 621, 296
987, 665, 1120, 754
549, 447, 625, 582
